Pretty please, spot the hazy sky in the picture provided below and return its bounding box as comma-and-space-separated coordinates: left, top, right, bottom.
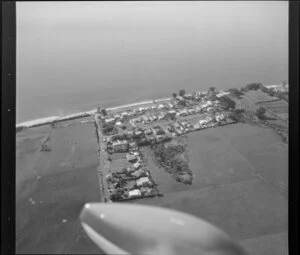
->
16, 1, 288, 122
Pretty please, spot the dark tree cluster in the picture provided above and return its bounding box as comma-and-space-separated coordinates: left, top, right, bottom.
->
218, 96, 236, 110
242, 83, 262, 91
227, 88, 244, 98
256, 107, 267, 120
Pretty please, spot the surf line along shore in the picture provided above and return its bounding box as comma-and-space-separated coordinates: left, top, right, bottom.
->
16, 97, 172, 129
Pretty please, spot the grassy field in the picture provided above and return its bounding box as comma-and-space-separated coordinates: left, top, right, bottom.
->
258, 100, 288, 122
16, 122, 101, 254
135, 123, 288, 255
244, 90, 278, 103
16, 115, 288, 254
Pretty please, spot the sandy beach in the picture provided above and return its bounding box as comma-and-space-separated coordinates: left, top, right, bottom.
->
17, 97, 171, 128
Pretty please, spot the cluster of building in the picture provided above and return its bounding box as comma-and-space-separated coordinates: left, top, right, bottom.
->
106, 141, 158, 201
100, 89, 235, 152
265, 84, 289, 93
100, 89, 235, 201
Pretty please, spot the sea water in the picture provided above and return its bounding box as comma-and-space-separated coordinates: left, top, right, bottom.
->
16, 2, 288, 124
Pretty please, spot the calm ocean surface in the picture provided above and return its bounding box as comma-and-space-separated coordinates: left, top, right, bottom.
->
16, 2, 288, 124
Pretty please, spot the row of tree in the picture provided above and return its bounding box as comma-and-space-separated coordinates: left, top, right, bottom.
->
172, 89, 186, 98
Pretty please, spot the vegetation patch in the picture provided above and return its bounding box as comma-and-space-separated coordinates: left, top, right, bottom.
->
150, 136, 193, 185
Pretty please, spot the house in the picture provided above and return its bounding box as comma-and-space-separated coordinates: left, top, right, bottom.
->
133, 151, 140, 156
131, 169, 147, 178
121, 112, 129, 117
145, 129, 152, 135
199, 119, 208, 125
158, 104, 165, 109
181, 109, 188, 116
134, 130, 143, 136
158, 113, 165, 120
193, 123, 201, 130
136, 177, 152, 187
133, 162, 141, 169
126, 167, 136, 173
126, 153, 137, 163
142, 116, 149, 123
169, 110, 176, 115
129, 142, 137, 148
128, 189, 142, 198
151, 105, 157, 110
183, 94, 193, 99
111, 140, 129, 152
156, 135, 168, 142
105, 118, 115, 124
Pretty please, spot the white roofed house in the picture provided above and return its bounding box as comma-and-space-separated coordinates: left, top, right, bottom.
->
136, 177, 152, 187
104, 117, 115, 124
128, 189, 142, 198
111, 140, 129, 153
133, 162, 141, 170
126, 153, 138, 163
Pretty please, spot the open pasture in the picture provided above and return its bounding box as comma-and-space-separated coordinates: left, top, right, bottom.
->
16, 123, 101, 254
135, 123, 288, 254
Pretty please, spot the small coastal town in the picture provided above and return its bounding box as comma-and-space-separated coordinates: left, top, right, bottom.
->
94, 89, 237, 202
91, 84, 288, 202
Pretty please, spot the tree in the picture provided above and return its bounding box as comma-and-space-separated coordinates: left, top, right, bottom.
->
209, 94, 218, 101
268, 89, 275, 97
245, 83, 261, 91
260, 85, 269, 93
179, 89, 186, 97
100, 108, 107, 116
227, 88, 244, 98
218, 96, 236, 110
97, 106, 101, 113
208, 87, 216, 92
234, 109, 245, 115
256, 107, 266, 119
172, 93, 177, 98
240, 86, 247, 92
281, 80, 288, 87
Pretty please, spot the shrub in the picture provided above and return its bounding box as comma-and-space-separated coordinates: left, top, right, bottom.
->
256, 107, 266, 119
245, 83, 262, 91
227, 88, 244, 98
218, 96, 236, 110
179, 89, 186, 97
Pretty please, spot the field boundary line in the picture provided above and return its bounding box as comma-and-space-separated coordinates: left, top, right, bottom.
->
256, 98, 283, 104
243, 94, 288, 125
160, 178, 261, 198
214, 129, 288, 201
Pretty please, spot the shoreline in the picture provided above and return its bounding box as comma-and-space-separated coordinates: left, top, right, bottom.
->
16, 97, 171, 128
